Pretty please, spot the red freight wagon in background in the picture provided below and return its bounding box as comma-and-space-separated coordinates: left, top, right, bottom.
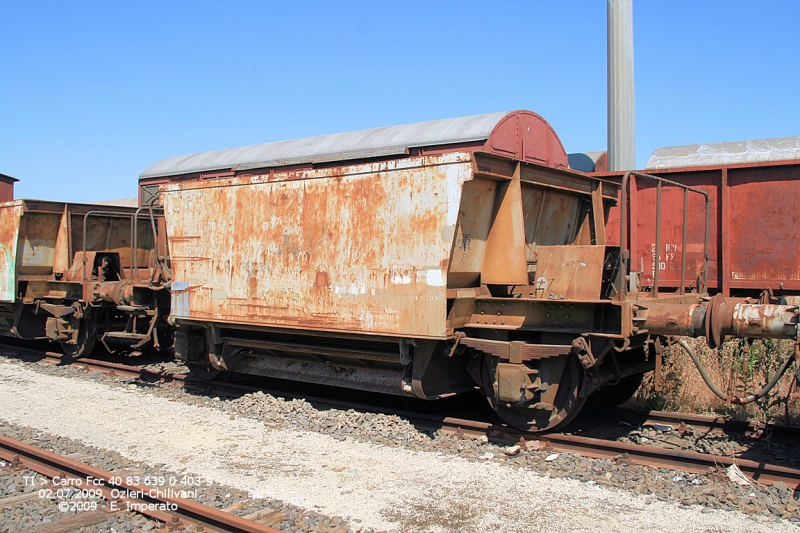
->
583, 138, 800, 297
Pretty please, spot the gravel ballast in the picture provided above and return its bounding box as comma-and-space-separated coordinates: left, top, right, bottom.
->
0, 422, 353, 533
0, 356, 797, 532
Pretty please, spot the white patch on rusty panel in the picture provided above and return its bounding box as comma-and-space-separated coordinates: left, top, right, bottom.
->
331, 281, 369, 296
425, 268, 444, 286
21, 239, 55, 267
0, 243, 14, 302
359, 311, 374, 329
171, 281, 191, 318
266, 242, 282, 258
391, 267, 412, 285
445, 165, 467, 227
442, 162, 474, 245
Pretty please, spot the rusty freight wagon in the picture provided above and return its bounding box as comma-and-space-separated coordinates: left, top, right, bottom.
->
596, 137, 800, 297
142, 112, 800, 431
0, 200, 171, 356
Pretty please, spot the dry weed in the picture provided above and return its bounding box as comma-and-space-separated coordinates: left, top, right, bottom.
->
626, 337, 799, 426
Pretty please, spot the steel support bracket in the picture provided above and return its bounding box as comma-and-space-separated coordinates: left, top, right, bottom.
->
495, 362, 539, 404
38, 303, 75, 318
572, 337, 596, 369
45, 317, 74, 342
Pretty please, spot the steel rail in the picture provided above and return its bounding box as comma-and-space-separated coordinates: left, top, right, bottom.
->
430, 417, 800, 489
621, 408, 800, 441
0, 435, 281, 533
5, 342, 800, 489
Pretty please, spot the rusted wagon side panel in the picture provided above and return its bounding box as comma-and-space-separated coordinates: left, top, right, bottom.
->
0, 203, 23, 302
18, 211, 61, 276
604, 160, 800, 295
447, 179, 495, 288
725, 165, 800, 291
522, 185, 585, 249
162, 153, 476, 339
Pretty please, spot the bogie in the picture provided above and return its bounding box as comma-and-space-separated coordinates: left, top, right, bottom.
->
481, 353, 586, 431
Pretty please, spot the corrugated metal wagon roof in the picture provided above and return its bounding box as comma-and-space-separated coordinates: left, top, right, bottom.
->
646, 136, 800, 169
141, 111, 513, 179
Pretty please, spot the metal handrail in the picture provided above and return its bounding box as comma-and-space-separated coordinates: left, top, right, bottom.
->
82, 209, 163, 283
618, 171, 710, 298
147, 204, 163, 285
130, 206, 164, 281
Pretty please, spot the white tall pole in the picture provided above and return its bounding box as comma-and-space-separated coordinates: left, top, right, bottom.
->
608, 0, 636, 171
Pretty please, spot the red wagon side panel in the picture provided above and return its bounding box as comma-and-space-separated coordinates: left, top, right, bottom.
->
603, 160, 800, 295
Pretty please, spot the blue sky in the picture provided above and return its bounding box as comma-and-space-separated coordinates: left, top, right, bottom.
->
1, 1, 798, 202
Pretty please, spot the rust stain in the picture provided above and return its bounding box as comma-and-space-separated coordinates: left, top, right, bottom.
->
315, 270, 330, 289
160, 152, 475, 338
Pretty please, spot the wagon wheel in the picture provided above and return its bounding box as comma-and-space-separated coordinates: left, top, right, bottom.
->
59, 314, 97, 360
586, 372, 644, 410
481, 353, 586, 432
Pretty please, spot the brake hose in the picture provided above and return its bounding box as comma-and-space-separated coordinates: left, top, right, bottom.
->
677, 338, 798, 405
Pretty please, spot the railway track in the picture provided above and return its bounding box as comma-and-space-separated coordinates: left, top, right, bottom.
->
420, 417, 800, 490
5, 343, 800, 490
621, 408, 800, 440
0, 434, 281, 533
